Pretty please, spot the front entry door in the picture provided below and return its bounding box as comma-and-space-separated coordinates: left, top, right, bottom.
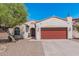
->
30, 28, 36, 39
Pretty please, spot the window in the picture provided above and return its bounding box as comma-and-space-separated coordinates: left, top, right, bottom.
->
26, 25, 29, 32
14, 27, 20, 35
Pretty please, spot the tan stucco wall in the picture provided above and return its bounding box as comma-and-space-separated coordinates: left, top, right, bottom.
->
36, 17, 72, 40
20, 21, 36, 39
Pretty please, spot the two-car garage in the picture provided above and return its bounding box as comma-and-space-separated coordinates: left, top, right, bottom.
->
41, 27, 67, 39
36, 17, 72, 40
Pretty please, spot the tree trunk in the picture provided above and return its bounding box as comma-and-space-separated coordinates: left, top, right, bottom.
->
8, 28, 16, 42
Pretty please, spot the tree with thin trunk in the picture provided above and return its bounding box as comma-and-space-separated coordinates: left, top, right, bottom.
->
0, 3, 27, 28
0, 3, 27, 42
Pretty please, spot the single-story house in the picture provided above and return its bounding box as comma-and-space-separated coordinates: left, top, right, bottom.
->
9, 16, 73, 40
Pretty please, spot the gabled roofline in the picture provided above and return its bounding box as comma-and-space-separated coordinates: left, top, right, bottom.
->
36, 16, 67, 24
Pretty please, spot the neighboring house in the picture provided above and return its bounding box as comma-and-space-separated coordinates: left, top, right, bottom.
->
73, 18, 79, 38
73, 18, 79, 26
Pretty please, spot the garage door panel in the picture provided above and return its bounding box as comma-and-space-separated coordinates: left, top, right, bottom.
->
42, 36, 66, 39
41, 28, 67, 39
41, 31, 66, 35
41, 31, 66, 34
41, 36, 67, 39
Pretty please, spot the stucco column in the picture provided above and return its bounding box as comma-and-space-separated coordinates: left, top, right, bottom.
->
36, 26, 41, 40
24, 25, 30, 39
8, 28, 14, 35
21, 24, 28, 39
67, 17, 73, 39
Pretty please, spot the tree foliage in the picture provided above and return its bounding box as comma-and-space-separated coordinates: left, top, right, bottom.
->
0, 3, 27, 28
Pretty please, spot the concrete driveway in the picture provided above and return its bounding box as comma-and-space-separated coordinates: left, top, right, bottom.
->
42, 39, 79, 56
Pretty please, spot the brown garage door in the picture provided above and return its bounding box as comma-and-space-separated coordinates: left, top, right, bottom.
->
41, 28, 67, 39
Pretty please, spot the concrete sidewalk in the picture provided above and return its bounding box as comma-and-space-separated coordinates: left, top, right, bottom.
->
42, 40, 79, 56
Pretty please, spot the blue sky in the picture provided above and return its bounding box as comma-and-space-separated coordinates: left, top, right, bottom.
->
25, 3, 79, 21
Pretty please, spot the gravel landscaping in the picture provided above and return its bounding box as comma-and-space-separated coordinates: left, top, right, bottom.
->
0, 39, 44, 56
